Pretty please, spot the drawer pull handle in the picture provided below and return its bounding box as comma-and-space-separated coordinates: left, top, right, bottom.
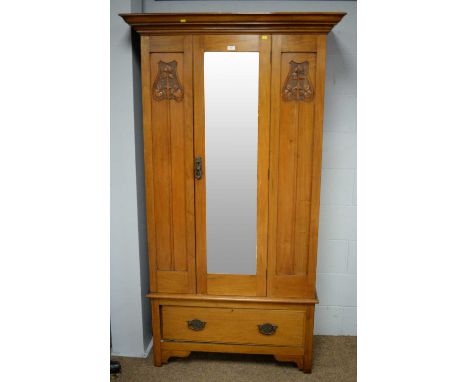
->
187, 319, 206, 331
258, 323, 277, 335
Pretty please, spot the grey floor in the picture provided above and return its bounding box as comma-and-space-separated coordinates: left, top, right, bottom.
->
111, 335, 356, 382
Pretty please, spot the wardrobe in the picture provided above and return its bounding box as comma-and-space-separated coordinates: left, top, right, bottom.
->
121, 12, 345, 373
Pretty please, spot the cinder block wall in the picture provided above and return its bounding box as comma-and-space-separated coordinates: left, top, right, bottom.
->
315, 2, 357, 335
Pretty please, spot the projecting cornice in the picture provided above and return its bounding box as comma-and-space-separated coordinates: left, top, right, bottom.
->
120, 12, 346, 35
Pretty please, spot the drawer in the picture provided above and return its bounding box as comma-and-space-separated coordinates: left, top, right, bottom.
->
161, 306, 305, 346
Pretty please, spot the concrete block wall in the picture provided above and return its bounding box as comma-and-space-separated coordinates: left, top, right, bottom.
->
111, 0, 153, 357
316, 2, 357, 335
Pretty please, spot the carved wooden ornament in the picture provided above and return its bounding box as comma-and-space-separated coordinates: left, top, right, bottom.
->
282, 61, 313, 102
153, 60, 184, 101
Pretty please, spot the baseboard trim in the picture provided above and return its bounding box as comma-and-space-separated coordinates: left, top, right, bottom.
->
111, 338, 154, 358
143, 338, 154, 357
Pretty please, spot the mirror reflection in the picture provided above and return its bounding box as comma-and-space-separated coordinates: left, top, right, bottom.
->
204, 52, 259, 275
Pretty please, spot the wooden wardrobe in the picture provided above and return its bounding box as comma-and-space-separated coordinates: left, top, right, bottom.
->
121, 13, 345, 373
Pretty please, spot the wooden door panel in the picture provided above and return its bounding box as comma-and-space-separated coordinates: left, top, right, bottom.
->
142, 36, 196, 293
193, 35, 271, 296
268, 35, 326, 298
276, 52, 316, 276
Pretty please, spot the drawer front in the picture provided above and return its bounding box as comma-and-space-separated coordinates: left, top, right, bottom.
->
161, 306, 305, 346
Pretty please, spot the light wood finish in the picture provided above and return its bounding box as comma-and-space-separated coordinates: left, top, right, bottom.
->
161, 341, 304, 356
155, 271, 191, 294
162, 306, 305, 346
161, 350, 191, 364
156, 299, 307, 311
147, 292, 318, 305
193, 35, 270, 297
206, 274, 257, 297
193, 35, 207, 294
267, 35, 325, 299
121, 12, 345, 374
140, 36, 158, 294
273, 354, 304, 370
150, 300, 162, 367
303, 304, 316, 373
120, 13, 346, 35
201, 34, 260, 51
277, 35, 318, 52
148, 35, 184, 52
142, 36, 196, 294
309, 35, 329, 300
256, 34, 271, 296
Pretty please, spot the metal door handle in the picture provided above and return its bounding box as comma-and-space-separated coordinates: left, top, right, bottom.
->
194, 156, 202, 180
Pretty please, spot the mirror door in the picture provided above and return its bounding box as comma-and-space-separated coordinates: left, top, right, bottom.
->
193, 35, 271, 296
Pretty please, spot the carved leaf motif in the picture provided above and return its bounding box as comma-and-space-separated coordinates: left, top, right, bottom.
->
282, 61, 313, 102
152, 60, 184, 102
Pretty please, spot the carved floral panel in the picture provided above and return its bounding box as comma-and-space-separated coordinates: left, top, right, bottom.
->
152, 60, 184, 102
282, 61, 313, 102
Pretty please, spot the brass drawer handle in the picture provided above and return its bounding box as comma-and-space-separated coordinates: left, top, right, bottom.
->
187, 319, 206, 331
258, 323, 277, 335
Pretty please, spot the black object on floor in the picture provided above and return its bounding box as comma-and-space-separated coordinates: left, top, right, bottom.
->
110, 360, 121, 375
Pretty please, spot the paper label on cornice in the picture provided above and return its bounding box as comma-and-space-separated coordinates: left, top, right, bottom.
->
227, 45, 236, 51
